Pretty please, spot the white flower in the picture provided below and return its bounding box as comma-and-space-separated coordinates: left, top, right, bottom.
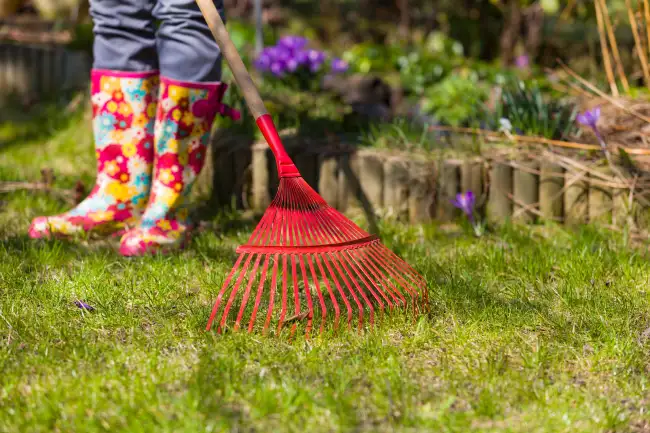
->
499, 118, 513, 133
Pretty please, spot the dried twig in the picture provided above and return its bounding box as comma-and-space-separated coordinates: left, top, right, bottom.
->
557, 60, 650, 124
595, 0, 620, 96
597, 0, 630, 92
644, 0, 650, 55
626, 0, 650, 88
428, 124, 650, 155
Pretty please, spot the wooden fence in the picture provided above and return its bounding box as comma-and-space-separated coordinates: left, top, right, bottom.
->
0, 41, 90, 99
195, 133, 650, 230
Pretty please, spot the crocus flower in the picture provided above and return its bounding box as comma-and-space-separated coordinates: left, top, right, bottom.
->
278, 36, 308, 53
330, 58, 349, 74
270, 61, 286, 77
577, 107, 601, 133
451, 191, 475, 222
577, 106, 609, 158
74, 300, 95, 311
515, 55, 529, 69
451, 191, 484, 236
253, 36, 331, 79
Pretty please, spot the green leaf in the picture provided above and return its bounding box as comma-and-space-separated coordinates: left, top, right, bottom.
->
541, 0, 560, 14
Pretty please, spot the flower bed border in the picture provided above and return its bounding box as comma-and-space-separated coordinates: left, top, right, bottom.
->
198, 130, 650, 230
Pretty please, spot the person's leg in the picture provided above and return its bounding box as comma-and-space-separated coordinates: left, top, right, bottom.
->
154, 0, 224, 82
29, 0, 160, 239
120, 0, 240, 256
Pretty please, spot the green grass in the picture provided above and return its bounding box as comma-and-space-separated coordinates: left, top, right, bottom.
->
2, 99, 650, 432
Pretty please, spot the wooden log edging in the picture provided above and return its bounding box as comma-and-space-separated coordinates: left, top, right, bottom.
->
0, 41, 90, 100
201, 135, 650, 230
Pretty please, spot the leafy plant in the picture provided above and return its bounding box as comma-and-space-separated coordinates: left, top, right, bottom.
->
341, 42, 401, 74
487, 79, 579, 140
421, 73, 489, 127
396, 52, 452, 96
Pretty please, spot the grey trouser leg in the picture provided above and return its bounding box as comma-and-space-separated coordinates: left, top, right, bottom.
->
90, 0, 224, 82
90, 0, 158, 72
153, 0, 224, 82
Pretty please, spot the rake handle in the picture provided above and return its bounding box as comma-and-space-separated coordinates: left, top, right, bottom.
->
195, 0, 299, 177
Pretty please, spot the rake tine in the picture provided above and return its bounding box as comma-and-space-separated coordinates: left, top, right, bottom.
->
322, 253, 353, 330
277, 254, 289, 335
248, 254, 271, 333
371, 244, 422, 289
234, 254, 263, 331
262, 254, 279, 335
290, 255, 300, 337
366, 246, 419, 299
307, 255, 328, 335
364, 249, 419, 315
328, 253, 367, 331
336, 251, 380, 322
354, 248, 406, 307
219, 253, 255, 332
343, 250, 391, 310
298, 255, 315, 338
377, 245, 427, 289
314, 254, 341, 332
206, 253, 245, 331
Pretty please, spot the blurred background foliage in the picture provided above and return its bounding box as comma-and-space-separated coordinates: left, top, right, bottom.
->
2, 0, 649, 147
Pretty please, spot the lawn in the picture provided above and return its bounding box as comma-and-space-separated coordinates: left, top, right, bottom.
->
1, 101, 650, 432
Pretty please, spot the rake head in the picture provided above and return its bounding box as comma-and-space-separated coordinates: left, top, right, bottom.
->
206, 174, 429, 338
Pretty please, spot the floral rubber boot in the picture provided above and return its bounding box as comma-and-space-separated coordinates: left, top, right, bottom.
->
119, 77, 240, 256
29, 70, 160, 239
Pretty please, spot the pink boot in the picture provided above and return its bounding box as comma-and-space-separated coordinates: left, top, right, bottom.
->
119, 76, 239, 256
29, 70, 160, 239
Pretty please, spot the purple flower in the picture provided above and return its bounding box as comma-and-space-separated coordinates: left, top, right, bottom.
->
277, 36, 308, 52
515, 55, 529, 69
306, 49, 326, 63
577, 106, 609, 157
304, 50, 325, 72
74, 300, 95, 312
285, 58, 300, 73
270, 61, 286, 77
330, 58, 349, 74
451, 191, 475, 222
254, 52, 272, 70
577, 107, 601, 130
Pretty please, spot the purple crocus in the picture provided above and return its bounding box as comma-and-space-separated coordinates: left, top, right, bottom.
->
270, 61, 286, 77
577, 106, 601, 132
577, 106, 608, 158
277, 36, 308, 53
451, 191, 485, 236
306, 49, 326, 72
254, 36, 331, 78
74, 300, 95, 312
451, 191, 476, 222
330, 58, 349, 74
515, 55, 529, 69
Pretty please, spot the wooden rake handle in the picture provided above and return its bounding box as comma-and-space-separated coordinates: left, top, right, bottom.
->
195, 0, 299, 177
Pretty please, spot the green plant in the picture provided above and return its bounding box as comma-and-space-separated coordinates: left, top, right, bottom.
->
341, 42, 401, 74
487, 79, 579, 140
396, 52, 452, 96
421, 73, 489, 127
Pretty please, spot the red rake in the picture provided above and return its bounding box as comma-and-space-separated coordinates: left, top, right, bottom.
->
197, 0, 428, 337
